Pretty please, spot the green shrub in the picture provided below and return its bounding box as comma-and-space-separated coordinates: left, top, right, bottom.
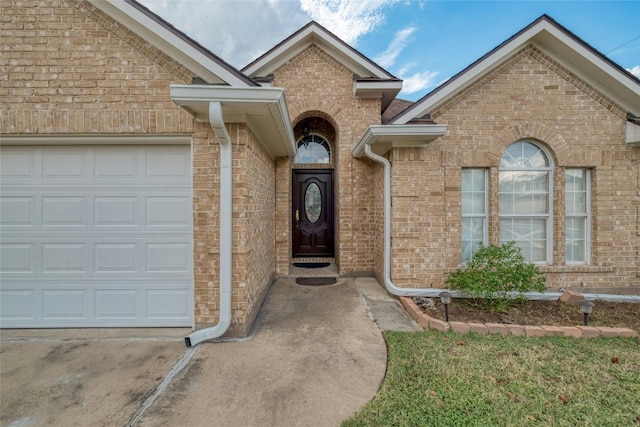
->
446, 242, 547, 311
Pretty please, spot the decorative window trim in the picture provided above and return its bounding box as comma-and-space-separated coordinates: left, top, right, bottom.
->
461, 168, 488, 263
294, 134, 331, 165
565, 168, 591, 265
499, 140, 554, 264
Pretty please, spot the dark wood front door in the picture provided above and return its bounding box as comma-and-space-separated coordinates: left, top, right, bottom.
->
292, 170, 334, 257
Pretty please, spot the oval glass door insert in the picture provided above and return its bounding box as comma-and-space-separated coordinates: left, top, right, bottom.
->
305, 183, 322, 223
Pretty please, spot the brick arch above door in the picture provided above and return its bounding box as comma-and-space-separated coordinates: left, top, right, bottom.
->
293, 113, 338, 144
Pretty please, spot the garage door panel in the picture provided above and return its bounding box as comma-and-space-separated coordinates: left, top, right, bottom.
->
1, 145, 193, 328
43, 289, 88, 319
42, 196, 87, 226
94, 196, 139, 226
1, 282, 192, 327
42, 243, 88, 273
145, 147, 190, 182
0, 192, 191, 230
146, 196, 191, 226
0, 149, 35, 179
0, 289, 36, 320
0, 243, 35, 272
146, 243, 191, 273
0, 196, 35, 226
94, 243, 138, 273
3, 237, 192, 277
147, 289, 190, 318
42, 149, 87, 179
94, 148, 140, 180
95, 289, 138, 319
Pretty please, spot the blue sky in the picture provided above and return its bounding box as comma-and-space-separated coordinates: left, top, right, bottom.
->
140, 0, 640, 100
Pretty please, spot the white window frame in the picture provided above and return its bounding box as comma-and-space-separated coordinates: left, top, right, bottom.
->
461, 168, 488, 263
294, 134, 331, 164
499, 141, 553, 264
565, 168, 591, 265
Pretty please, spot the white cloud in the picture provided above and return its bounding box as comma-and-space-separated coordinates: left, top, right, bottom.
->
139, 0, 309, 67
628, 65, 640, 78
399, 70, 439, 95
374, 26, 416, 68
299, 0, 400, 45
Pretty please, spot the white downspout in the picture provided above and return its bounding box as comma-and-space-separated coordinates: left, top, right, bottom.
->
185, 101, 233, 347
363, 143, 640, 303
365, 143, 440, 297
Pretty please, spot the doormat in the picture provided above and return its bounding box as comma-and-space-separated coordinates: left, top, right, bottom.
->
296, 277, 337, 286
293, 262, 331, 269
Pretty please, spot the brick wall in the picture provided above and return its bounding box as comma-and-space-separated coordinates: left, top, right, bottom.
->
390, 45, 639, 289
192, 126, 220, 325
1, 0, 194, 134
229, 124, 276, 335
192, 123, 276, 335
271, 45, 381, 274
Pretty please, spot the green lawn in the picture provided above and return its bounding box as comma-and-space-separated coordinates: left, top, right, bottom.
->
343, 331, 640, 427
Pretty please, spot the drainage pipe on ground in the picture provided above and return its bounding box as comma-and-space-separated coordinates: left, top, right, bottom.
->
363, 143, 640, 304
185, 101, 233, 347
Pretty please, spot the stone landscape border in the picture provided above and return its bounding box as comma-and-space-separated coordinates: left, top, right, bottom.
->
399, 297, 638, 339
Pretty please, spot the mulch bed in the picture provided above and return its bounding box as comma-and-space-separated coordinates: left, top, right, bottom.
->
413, 297, 640, 332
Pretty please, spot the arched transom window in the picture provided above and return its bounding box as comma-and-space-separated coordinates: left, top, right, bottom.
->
294, 134, 331, 164
499, 140, 552, 263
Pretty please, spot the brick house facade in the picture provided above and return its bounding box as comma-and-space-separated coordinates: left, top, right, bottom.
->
2, 0, 639, 338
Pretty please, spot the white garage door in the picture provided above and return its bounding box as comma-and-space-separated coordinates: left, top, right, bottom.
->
0, 145, 193, 327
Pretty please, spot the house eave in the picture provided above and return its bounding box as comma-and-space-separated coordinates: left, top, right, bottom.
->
353, 80, 403, 111
170, 85, 296, 158
242, 22, 396, 80
627, 121, 640, 147
352, 124, 447, 158
392, 16, 640, 124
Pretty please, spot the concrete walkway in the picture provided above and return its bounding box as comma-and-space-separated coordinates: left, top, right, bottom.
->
1, 277, 419, 427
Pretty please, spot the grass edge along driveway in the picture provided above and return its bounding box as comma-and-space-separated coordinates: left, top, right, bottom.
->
343, 330, 640, 427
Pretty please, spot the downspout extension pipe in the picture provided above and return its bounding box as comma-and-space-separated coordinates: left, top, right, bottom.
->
185, 101, 233, 347
363, 143, 640, 304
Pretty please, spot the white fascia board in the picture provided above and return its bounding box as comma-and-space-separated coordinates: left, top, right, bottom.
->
171, 85, 285, 104
392, 20, 640, 124
243, 24, 392, 79
354, 80, 403, 98
170, 85, 296, 158
89, 0, 253, 87
627, 121, 640, 146
354, 80, 403, 111
352, 124, 447, 158
0, 134, 191, 145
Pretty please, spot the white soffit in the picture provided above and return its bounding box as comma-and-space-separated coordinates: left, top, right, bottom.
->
627, 121, 640, 146
392, 17, 640, 124
89, 0, 256, 87
170, 85, 296, 158
354, 80, 403, 111
242, 22, 395, 80
351, 124, 447, 158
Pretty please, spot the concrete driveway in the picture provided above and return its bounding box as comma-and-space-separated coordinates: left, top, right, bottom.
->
0, 329, 188, 427
1, 277, 418, 427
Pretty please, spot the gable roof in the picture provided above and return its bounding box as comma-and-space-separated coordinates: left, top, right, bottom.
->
391, 15, 640, 124
242, 21, 402, 111
89, 0, 257, 87
243, 21, 396, 79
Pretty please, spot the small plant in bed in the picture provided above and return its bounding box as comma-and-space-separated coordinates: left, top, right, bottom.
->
446, 242, 546, 312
